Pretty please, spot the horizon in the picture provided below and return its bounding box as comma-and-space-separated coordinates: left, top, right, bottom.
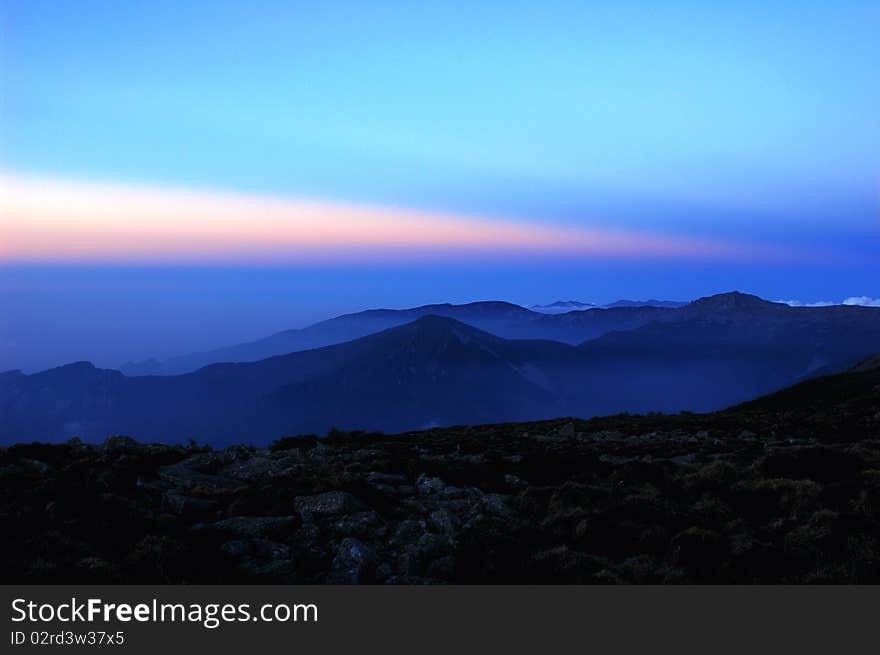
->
2, 1, 879, 371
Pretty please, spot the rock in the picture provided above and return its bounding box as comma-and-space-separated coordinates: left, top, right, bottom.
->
208, 516, 296, 539
158, 461, 242, 492
416, 475, 445, 496
482, 493, 513, 518
426, 555, 455, 579
390, 519, 426, 547
366, 471, 407, 485
75, 557, 119, 580
558, 422, 576, 437
219, 445, 254, 464
330, 538, 376, 583
164, 492, 218, 518
21, 459, 50, 475
428, 509, 460, 539
439, 485, 467, 499
415, 532, 445, 558
223, 457, 271, 480
296, 523, 322, 550
671, 527, 727, 571
332, 511, 383, 539
101, 436, 143, 455
294, 491, 365, 517
374, 562, 393, 583
221, 539, 295, 579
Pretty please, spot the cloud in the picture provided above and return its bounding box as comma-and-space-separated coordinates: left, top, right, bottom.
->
776, 299, 836, 307
778, 297, 880, 308
843, 296, 880, 307
0, 173, 785, 265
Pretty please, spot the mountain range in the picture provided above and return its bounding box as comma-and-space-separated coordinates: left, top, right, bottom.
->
530, 299, 686, 313
2, 291, 880, 444
120, 296, 683, 376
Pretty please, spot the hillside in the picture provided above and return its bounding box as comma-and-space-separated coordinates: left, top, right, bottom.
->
1, 359, 878, 584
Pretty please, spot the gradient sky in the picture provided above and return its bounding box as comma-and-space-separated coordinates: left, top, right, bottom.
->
1, 1, 879, 371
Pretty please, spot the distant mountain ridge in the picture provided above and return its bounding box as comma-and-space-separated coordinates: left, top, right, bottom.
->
4, 291, 880, 444
604, 299, 687, 309
530, 299, 686, 313
118, 294, 710, 376
120, 301, 538, 375
1, 316, 591, 443
530, 300, 599, 313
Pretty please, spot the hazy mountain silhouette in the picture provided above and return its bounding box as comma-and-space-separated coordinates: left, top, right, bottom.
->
120, 301, 539, 375
531, 300, 599, 313
4, 292, 880, 445
604, 299, 687, 308
119, 292, 783, 375
1, 317, 591, 443
574, 292, 880, 412
120, 296, 691, 375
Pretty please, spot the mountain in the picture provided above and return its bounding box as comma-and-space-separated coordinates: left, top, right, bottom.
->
1, 317, 592, 444
735, 352, 880, 416
7, 292, 880, 445
576, 292, 880, 412
530, 299, 687, 314
604, 299, 687, 309
118, 292, 783, 375
120, 301, 541, 375
122, 297, 694, 375
530, 300, 598, 313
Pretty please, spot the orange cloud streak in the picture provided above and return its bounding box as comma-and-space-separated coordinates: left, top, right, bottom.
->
1, 173, 776, 264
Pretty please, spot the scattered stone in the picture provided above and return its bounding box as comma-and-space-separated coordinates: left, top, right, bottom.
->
208, 516, 296, 538
164, 492, 218, 518
294, 491, 365, 517
330, 538, 376, 584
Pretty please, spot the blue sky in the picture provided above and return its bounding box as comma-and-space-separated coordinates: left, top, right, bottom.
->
1, 1, 879, 370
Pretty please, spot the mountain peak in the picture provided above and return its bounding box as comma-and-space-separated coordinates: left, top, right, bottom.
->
404, 313, 499, 336
689, 291, 779, 310
55, 361, 98, 371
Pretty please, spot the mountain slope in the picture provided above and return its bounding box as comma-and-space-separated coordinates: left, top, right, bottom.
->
576, 296, 880, 412
122, 291, 869, 375
121, 301, 540, 375
115, 292, 759, 375
1, 317, 592, 443
6, 293, 880, 444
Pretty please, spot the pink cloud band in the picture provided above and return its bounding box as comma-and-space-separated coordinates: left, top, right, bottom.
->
1, 173, 783, 265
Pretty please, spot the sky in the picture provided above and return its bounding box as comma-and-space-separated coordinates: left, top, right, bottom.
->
1, 1, 879, 371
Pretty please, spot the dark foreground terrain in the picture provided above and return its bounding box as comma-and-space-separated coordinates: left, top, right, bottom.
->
2, 356, 879, 584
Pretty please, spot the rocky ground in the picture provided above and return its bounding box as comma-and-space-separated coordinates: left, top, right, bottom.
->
2, 378, 880, 584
